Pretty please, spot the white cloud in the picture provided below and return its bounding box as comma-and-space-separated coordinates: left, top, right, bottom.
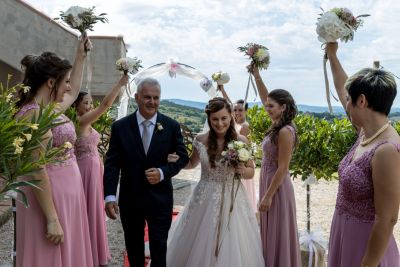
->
24, 0, 400, 106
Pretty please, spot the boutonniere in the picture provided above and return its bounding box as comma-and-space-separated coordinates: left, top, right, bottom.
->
156, 122, 164, 132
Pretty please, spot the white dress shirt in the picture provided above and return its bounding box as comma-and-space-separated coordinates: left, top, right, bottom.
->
105, 111, 165, 203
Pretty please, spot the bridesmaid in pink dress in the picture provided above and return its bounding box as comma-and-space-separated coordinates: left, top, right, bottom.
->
251, 66, 301, 266
218, 84, 257, 212
326, 42, 400, 266
73, 75, 128, 266
15, 36, 94, 266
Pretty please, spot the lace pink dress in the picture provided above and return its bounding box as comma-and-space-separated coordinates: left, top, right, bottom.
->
259, 125, 301, 266
16, 103, 93, 267
75, 128, 110, 266
328, 138, 400, 266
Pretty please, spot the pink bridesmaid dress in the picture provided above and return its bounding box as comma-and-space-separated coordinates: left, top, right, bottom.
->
75, 127, 110, 266
16, 103, 93, 267
328, 138, 399, 266
259, 125, 301, 266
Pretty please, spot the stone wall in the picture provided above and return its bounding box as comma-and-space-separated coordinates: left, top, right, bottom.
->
0, 0, 127, 96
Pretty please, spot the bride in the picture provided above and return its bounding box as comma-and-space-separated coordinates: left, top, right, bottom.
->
166, 97, 264, 267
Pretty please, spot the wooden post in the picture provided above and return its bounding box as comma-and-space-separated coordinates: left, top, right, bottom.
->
373, 61, 380, 69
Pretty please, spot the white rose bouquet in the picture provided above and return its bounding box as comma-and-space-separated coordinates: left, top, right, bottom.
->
116, 57, 143, 75
55, 6, 108, 35
316, 7, 369, 43
238, 43, 270, 72
221, 140, 253, 176
211, 71, 230, 85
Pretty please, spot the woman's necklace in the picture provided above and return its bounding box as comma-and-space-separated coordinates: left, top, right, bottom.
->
360, 122, 390, 146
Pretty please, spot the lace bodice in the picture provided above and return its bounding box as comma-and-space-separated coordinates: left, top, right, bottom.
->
17, 103, 77, 163
336, 138, 400, 222
193, 139, 235, 183
75, 128, 100, 160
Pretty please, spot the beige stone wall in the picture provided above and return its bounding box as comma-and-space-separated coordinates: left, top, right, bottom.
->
0, 0, 127, 96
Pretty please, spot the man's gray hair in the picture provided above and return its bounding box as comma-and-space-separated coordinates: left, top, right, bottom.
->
136, 77, 161, 94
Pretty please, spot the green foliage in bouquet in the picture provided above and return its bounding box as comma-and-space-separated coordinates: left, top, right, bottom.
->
0, 76, 70, 206
55, 6, 108, 34
247, 105, 357, 181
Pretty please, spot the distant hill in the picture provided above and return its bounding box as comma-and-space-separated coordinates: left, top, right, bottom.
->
167, 99, 400, 116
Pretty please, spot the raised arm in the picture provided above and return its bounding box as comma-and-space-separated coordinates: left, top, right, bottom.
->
78, 75, 128, 129
60, 34, 91, 111
325, 42, 348, 110
250, 67, 269, 107
217, 84, 232, 104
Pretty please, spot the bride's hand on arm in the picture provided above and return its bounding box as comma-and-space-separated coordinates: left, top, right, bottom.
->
167, 152, 179, 163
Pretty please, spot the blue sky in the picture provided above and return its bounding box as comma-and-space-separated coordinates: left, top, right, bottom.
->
24, 0, 400, 107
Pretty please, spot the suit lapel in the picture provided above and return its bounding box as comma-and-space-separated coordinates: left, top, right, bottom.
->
146, 112, 163, 157
130, 111, 146, 157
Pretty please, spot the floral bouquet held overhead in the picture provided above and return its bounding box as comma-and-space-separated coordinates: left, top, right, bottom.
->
116, 57, 143, 97
56, 6, 108, 49
55, 6, 108, 95
212, 71, 230, 86
316, 7, 369, 113
238, 43, 270, 103
214, 140, 252, 257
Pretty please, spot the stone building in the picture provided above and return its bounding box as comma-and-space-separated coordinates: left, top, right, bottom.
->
0, 0, 127, 98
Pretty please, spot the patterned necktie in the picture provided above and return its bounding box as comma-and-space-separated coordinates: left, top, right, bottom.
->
141, 120, 152, 154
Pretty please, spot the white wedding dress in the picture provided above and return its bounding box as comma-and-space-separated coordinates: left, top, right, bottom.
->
166, 139, 265, 267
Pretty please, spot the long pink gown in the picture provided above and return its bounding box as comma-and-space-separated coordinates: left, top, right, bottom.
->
235, 123, 257, 212
16, 103, 93, 267
259, 125, 301, 266
75, 128, 110, 266
328, 138, 399, 266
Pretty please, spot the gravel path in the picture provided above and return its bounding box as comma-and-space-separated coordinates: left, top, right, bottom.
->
1, 167, 399, 266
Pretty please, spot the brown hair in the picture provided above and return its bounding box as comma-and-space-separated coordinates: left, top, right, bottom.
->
17, 52, 72, 108
266, 89, 297, 144
205, 97, 237, 167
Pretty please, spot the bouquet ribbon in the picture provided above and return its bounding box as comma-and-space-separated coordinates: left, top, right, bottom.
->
323, 53, 339, 114
244, 73, 258, 105
299, 230, 327, 267
85, 51, 92, 96
214, 165, 241, 257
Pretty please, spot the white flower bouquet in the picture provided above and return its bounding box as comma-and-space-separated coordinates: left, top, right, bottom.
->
55, 6, 108, 34
221, 140, 253, 175
238, 43, 270, 72
316, 7, 369, 43
116, 57, 143, 75
211, 71, 230, 85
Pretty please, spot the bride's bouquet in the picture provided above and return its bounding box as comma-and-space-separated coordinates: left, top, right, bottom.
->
238, 43, 270, 72
221, 140, 253, 210
316, 7, 369, 43
211, 71, 230, 86
116, 57, 143, 75
55, 6, 108, 34
221, 140, 252, 168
